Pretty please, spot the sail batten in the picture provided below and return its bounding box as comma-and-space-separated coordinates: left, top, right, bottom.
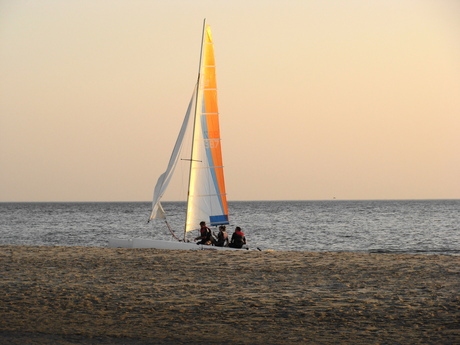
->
189, 193, 227, 197
191, 165, 224, 168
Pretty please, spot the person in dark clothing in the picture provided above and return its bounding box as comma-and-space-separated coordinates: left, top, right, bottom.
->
195, 221, 213, 245
229, 226, 246, 249
215, 225, 229, 247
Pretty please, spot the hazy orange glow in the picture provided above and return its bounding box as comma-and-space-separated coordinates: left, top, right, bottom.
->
0, 0, 459, 201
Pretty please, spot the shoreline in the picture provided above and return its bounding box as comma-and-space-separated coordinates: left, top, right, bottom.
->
1, 245, 459, 344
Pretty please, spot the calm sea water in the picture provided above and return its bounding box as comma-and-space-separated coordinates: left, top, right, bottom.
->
1, 200, 459, 255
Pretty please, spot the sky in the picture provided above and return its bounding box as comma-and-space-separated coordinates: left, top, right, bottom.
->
1, 0, 459, 202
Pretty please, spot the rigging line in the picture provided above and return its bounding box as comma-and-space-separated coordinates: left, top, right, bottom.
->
165, 220, 182, 241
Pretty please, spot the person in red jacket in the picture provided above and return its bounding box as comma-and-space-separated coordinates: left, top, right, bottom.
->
229, 226, 246, 249
194, 221, 213, 245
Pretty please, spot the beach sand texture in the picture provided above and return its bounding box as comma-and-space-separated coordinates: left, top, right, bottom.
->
0, 245, 459, 344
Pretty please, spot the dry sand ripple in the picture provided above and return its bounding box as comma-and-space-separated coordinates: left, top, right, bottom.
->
0, 245, 459, 344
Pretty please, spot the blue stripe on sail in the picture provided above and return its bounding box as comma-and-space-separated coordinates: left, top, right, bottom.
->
201, 104, 225, 215
210, 215, 229, 226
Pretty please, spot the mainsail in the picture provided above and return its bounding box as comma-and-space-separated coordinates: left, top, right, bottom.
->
150, 21, 229, 239
185, 23, 229, 233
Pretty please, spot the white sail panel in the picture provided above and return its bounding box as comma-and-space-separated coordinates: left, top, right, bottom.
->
149, 87, 196, 221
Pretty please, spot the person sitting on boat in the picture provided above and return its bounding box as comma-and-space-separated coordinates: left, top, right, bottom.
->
229, 226, 246, 249
195, 221, 213, 245
214, 225, 229, 247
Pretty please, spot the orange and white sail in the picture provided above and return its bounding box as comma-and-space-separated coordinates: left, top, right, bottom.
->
150, 21, 229, 238
185, 23, 229, 233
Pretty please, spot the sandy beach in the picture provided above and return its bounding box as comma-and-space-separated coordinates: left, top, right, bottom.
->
0, 245, 458, 344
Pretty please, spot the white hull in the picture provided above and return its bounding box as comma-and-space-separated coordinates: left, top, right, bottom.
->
108, 238, 247, 251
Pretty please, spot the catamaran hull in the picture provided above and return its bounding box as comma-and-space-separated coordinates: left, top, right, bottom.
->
108, 238, 247, 251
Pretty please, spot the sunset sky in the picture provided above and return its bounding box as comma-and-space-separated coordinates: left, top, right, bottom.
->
1, 0, 459, 202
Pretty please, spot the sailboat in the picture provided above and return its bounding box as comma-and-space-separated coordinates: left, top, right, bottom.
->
109, 21, 245, 250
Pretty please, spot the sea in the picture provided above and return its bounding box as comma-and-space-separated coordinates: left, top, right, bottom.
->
1, 200, 459, 255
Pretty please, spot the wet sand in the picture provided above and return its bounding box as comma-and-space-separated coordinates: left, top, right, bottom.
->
0, 245, 459, 344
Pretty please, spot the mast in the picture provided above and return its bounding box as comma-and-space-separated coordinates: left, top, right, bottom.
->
184, 19, 207, 241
